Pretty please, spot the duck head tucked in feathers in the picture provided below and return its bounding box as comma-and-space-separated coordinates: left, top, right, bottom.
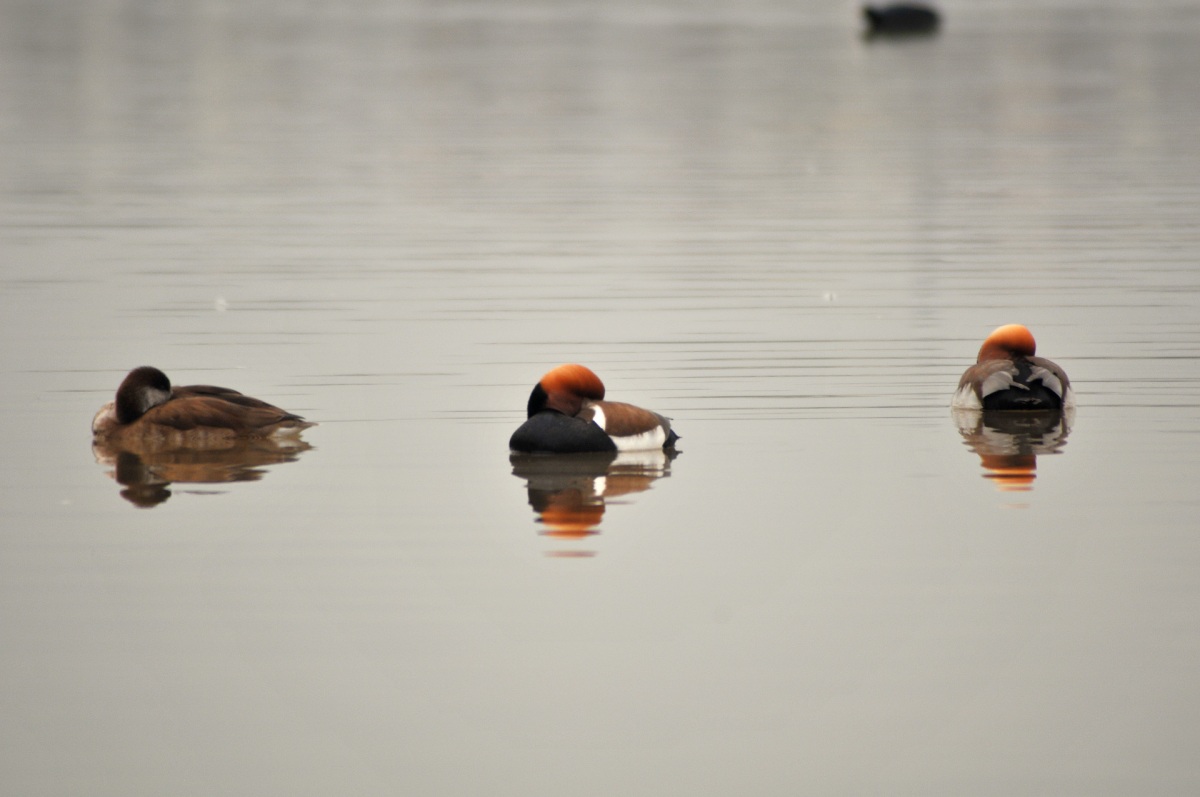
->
511, 364, 678, 454
93, 366, 315, 442
952, 326, 1074, 411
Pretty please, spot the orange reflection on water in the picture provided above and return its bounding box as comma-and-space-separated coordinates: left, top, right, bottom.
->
92, 436, 314, 508
539, 502, 605, 539
979, 453, 1037, 492
953, 408, 1072, 496
510, 449, 677, 555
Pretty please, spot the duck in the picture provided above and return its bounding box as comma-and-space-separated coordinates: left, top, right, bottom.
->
509, 364, 679, 454
92, 366, 315, 442
863, 3, 941, 35
952, 325, 1074, 411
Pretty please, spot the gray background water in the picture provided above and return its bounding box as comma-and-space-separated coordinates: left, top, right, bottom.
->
3, 1, 1199, 793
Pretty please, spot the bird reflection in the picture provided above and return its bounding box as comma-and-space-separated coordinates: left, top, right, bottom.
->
92, 436, 314, 508
953, 409, 1072, 494
510, 449, 677, 556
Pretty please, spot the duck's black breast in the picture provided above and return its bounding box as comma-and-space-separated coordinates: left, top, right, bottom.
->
509, 411, 618, 454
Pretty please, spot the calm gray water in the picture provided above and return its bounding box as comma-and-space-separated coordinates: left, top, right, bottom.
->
3, 1, 1200, 794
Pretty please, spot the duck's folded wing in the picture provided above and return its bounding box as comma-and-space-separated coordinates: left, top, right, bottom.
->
953, 359, 1018, 408
591, 401, 670, 437
174, 384, 244, 398
588, 401, 675, 450
143, 397, 306, 432
176, 385, 307, 412
1028, 356, 1070, 402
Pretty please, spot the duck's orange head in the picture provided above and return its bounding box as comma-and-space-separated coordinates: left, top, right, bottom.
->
977, 324, 1037, 362
528, 364, 606, 418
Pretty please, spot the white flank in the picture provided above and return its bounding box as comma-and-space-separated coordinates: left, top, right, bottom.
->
951, 383, 982, 410
611, 426, 668, 451
590, 404, 668, 451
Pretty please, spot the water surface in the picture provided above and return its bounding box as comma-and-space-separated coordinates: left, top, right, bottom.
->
3, 1, 1200, 794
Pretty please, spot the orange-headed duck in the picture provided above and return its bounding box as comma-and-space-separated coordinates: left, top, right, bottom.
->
509, 364, 679, 454
92, 366, 314, 442
953, 325, 1074, 411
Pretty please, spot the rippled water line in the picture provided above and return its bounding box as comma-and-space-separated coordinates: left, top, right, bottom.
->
5, 4, 1200, 794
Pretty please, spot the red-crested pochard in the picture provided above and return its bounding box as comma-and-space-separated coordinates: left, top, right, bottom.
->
509, 364, 679, 454
92, 366, 314, 442
952, 325, 1074, 411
